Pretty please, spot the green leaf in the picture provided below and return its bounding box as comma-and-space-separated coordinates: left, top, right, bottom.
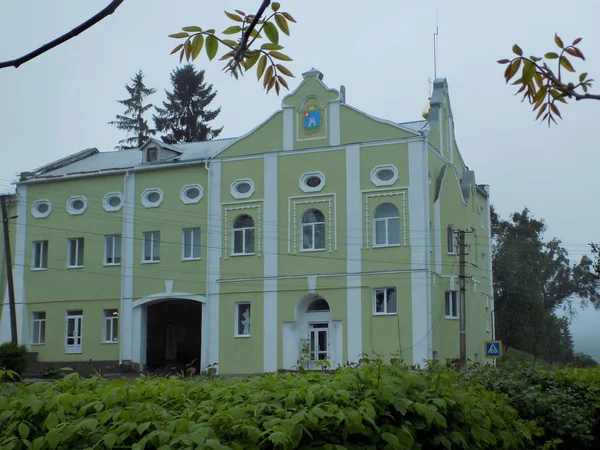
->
261, 43, 284, 51
306, 393, 315, 406
264, 22, 279, 45
225, 11, 243, 22
275, 15, 290, 36
268, 431, 288, 445
191, 34, 204, 60
47, 429, 60, 450
579, 72, 588, 82
244, 51, 260, 70
545, 52, 559, 59
512, 44, 523, 56
169, 32, 189, 39
271, 2, 281, 11
18, 422, 29, 439
103, 433, 118, 448
256, 54, 267, 80
182, 26, 202, 32
559, 56, 575, 73
555, 34, 564, 48
269, 51, 292, 61
497, 59, 510, 64
222, 25, 242, 35
45, 412, 59, 431
282, 12, 297, 23
206, 35, 219, 61
381, 432, 400, 446
522, 60, 536, 84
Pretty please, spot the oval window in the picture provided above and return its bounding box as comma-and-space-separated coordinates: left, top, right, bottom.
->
185, 187, 200, 199
108, 196, 121, 207
37, 203, 49, 214
236, 182, 251, 194
377, 169, 395, 181
147, 192, 161, 203
305, 176, 322, 188
72, 199, 85, 210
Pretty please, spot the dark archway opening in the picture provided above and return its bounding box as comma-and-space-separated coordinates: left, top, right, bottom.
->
146, 299, 202, 373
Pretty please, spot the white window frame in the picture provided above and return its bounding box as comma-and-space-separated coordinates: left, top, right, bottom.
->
180, 184, 204, 204
445, 290, 459, 319
299, 171, 326, 193
104, 234, 122, 266
102, 309, 119, 343
482, 252, 487, 278
142, 231, 161, 263
103, 192, 124, 212
373, 203, 401, 248
147, 147, 158, 162
141, 188, 164, 208
32, 240, 48, 270
31, 200, 52, 219
230, 179, 255, 200
235, 302, 251, 337
447, 225, 456, 254
182, 227, 201, 260
67, 237, 84, 268
66, 196, 88, 216
373, 287, 397, 315
32, 311, 46, 345
370, 164, 399, 187
301, 209, 326, 251
232, 216, 255, 256
65, 310, 83, 354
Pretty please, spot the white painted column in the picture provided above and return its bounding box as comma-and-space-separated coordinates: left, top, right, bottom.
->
121, 172, 135, 365
205, 160, 222, 369
282, 106, 294, 151
263, 154, 278, 372
346, 144, 362, 363
484, 186, 495, 344
434, 200, 442, 274
409, 140, 431, 364
329, 99, 341, 147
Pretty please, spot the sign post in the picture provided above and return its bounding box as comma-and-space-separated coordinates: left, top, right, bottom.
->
484, 340, 502, 358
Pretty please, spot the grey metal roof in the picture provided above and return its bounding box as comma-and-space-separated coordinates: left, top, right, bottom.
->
399, 120, 431, 134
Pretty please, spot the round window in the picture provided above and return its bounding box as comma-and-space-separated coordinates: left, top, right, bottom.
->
236, 182, 251, 194
185, 187, 200, 199
72, 199, 85, 210
147, 192, 161, 203
108, 196, 121, 207
377, 169, 395, 181
37, 203, 49, 214
305, 176, 322, 188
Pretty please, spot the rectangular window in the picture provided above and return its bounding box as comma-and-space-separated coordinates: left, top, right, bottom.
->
32, 240, 48, 269
104, 235, 122, 265
147, 148, 158, 162
374, 287, 397, 314
65, 310, 83, 353
67, 238, 84, 268
235, 303, 251, 336
32, 311, 46, 345
447, 226, 455, 254
103, 309, 119, 343
143, 231, 161, 262
182, 228, 201, 260
445, 291, 458, 318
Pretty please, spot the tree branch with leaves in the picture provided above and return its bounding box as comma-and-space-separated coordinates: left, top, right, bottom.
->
168, 1, 296, 95
498, 34, 596, 126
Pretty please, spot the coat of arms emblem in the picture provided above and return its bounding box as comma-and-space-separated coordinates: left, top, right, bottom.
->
302, 105, 323, 135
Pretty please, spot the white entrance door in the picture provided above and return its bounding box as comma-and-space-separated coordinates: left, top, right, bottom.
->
65, 311, 83, 353
309, 322, 329, 368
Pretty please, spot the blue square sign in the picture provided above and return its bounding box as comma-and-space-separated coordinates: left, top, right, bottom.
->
484, 340, 502, 358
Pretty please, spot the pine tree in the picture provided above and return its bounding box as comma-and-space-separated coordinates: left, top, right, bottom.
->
153, 64, 223, 144
109, 70, 156, 149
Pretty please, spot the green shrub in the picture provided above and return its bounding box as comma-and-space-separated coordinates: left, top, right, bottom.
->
0, 364, 537, 449
0, 342, 28, 377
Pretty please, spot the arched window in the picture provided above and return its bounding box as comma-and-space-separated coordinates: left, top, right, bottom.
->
307, 298, 330, 312
302, 209, 326, 251
447, 225, 455, 253
374, 203, 400, 246
233, 214, 255, 255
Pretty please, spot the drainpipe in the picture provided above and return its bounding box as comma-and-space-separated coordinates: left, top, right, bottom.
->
119, 170, 131, 365
202, 160, 210, 371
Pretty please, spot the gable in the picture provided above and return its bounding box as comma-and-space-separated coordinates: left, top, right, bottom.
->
217, 110, 283, 159
340, 105, 417, 144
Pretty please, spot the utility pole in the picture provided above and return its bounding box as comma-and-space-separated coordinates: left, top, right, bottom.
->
458, 229, 467, 366
1, 195, 18, 344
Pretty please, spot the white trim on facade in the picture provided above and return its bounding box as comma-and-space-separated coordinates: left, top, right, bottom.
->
120, 171, 135, 365
66, 196, 88, 215
370, 164, 399, 187
434, 200, 442, 274
283, 106, 294, 151
329, 98, 341, 146
263, 154, 278, 372
346, 144, 362, 363
31, 199, 51, 219
230, 178, 255, 200
363, 190, 407, 249
141, 188, 163, 208
299, 171, 326, 193
103, 192, 124, 212
288, 194, 336, 254
180, 184, 203, 204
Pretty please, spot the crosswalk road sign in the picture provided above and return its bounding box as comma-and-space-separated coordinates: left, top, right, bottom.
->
484, 340, 502, 358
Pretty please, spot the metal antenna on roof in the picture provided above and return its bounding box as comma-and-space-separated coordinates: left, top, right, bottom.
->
433, 10, 439, 79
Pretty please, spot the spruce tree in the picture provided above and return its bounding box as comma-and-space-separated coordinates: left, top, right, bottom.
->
153, 64, 223, 144
109, 70, 156, 149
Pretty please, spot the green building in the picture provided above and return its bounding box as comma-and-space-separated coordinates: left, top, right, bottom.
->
0, 70, 493, 374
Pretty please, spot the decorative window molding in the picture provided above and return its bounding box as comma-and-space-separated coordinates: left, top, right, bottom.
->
301, 209, 326, 251
373, 203, 401, 247
222, 202, 262, 259
288, 194, 336, 255
103, 192, 124, 212
180, 184, 203, 204
370, 164, 399, 187
299, 171, 326, 193
364, 190, 407, 249
31, 200, 52, 219
66, 196, 88, 215
230, 179, 255, 200
141, 188, 163, 208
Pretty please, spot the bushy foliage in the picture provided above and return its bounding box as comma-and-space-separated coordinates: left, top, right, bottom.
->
0, 342, 28, 377
0, 364, 537, 450
461, 363, 600, 449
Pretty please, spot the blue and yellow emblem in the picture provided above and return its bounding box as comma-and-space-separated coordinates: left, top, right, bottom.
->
302, 105, 323, 135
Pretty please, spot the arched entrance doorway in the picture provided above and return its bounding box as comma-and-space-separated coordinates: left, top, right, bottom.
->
145, 299, 202, 372
282, 293, 343, 370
